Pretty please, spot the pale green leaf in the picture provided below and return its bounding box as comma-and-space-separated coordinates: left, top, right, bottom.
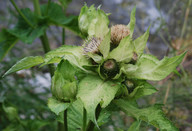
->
3, 56, 44, 76
44, 45, 91, 71
127, 6, 136, 37
51, 60, 77, 101
123, 52, 186, 81
134, 26, 150, 54
77, 75, 120, 125
79, 5, 109, 38
99, 31, 111, 59
128, 121, 141, 131
87, 52, 103, 63
114, 99, 178, 131
57, 100, 85, 130
48, 97, 70, 115
128, 80, 157, 99
109, 36, 134, 62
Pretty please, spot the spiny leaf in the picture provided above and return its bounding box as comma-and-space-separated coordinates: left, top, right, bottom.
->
127, 6, 136, 37
133, 26, 150, 54
123, 52, 186, 81
114, 99, 178, 131
57, 100, 85, 131
79, 5, 109, 38
48, 97, 70, 115
109, 36, 134, 62
77, 75, 120, 126
99, 31, 111, 59
3, 56, 44, 76
128, 80, 157, 99
43, 45, 91, 71
87, 52, 103, 63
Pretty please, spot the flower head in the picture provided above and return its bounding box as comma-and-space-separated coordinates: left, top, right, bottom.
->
83, 37, 102, 55
111, 24, 130, 45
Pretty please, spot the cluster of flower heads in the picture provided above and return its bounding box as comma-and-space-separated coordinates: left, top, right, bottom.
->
83, 24, 130, 56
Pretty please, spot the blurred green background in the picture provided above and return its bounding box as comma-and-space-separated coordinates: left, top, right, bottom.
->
0, 0, 192, 130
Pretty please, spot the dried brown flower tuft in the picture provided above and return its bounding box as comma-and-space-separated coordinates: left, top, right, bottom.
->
83, 37, 102, 55
111, 24, 130, 45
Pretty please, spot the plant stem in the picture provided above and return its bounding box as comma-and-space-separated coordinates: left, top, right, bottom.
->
32, 0, 55, 77
62, 28, 65, 45
33, 0, 41, 16
87, 105, 102, 131
180, 0, 191, 39
45, 0, 51, 15
82, 108, 87, 131
10, 0, 34, 28
64, 110, 68, 131
62, 7, 66, 45
40, 32, 55, 76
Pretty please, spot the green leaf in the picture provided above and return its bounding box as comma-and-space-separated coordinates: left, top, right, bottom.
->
7, 8, 47, 44
133, 26, 150, 54
79, 5, 109, 38
129, 80, 157, 99
44, 45, 91, 72
3, 124, 25, 131
109, 36, 134, 62
41, 3, 81, 36
99, 31, 111, 59
68, 100, 85, 130
27, 120, 49, 131
123, 52, 186, 81
0, 29, 18, 62
48, 97, 70, 115
114, 99, 178, 131
127, 6, 136, 37
59, 0, 72, 9
3, 56, 44, 76
3, 105, 19, 121
77, 75, 120, 125
87, 52, 103, 63
97, 108, 111, 126
51, 60, 77, 101
57, 100, 85, 130
128, 121, 141, 131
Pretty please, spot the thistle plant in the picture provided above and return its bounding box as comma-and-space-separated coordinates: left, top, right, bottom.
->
3, 5, 185, 131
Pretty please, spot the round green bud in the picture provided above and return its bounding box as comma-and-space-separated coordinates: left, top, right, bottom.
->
101, 59, 119, 78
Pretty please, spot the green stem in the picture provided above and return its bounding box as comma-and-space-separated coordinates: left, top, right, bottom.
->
45, 0, 51, 15
32, 0, 55, 77
180, 0, 191, 39
62, 28, 65, 45
64, 110, 68, 131
33, 0, 41, 16
40, 32, 55, 76
62, 7, 66, 45
87, 105, 102, 131
82, 108, 87, 131
10, 0, 34, 28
